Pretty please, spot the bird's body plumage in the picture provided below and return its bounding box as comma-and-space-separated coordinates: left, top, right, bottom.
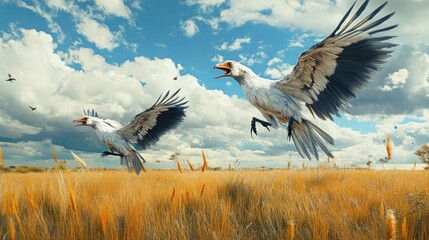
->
214, 0, 396, 160
74, 89, 188, 174
93, 121, 128, 154
242, 75, 301, 128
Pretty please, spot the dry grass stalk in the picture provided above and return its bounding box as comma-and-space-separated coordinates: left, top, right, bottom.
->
180, 194, 185, 207
386, 209, 396, 240
412, 161, 416, 171
186, 190, 190, 203
70, 151, 89, 169
187, 160, 194, 171
100, 206, 108, 235
51, 149, 58, 167
68, 184, 77, 212
0, 147, 3, 169
386, 134, 393, 159
25, 189, 36, 210
10, 193, 19, 218
9, 194, 25, 239
228, 163, 232, 171
171, 187, 176, 201
8, 218, 16, 240
380, 201, 385, 220
287, 220, 295, 240
200, 184, 206, 196
401, 216, 407, 240
201, 149, 208, 172
176, 161, 183, 173
287, 161, 291, 170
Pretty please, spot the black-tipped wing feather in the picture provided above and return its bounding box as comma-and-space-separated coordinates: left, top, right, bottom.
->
276, 0, 397, 120
117, 89, 188, 150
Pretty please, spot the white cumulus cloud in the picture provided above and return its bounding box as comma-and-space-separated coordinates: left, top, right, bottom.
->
380, 69, 409, 92
181, 19, 199, 38
76, 17, 118, 50
238, 51, 266, 66
94, 0, 131, 18
217, 37, 251, 51
185, 0, 226, 13
45, 0, 68, 10
211, 54, 224, 63
265, 63, 293, 79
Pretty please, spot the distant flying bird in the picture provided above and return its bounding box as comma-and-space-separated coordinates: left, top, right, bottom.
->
73, 89, 188, 174
394, 125, 398, 129
6, 74, 16, 82
214, 0, 397, 160
140, 81, 147, 88
173, 76, 178, 80
29, 106, 36, 111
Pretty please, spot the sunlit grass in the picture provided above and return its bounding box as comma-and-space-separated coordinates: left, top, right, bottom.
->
0, 147, 3, 169
0, 169, 428, 239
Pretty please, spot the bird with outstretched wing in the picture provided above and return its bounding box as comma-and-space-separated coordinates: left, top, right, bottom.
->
73, 89, 188, 174
6, 74, 16, 82
214, 0, 397, 160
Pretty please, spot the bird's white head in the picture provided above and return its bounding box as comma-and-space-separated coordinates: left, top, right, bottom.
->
214, 60, 255, 84
73, 109, 101, 129
73, 116, 101, 128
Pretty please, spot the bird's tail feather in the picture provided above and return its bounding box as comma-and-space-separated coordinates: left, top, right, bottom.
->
288, 119, 334, 160
121, 150, 146, 175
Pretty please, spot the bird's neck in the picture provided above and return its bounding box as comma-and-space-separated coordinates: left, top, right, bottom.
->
94, 121, 116, 132
232, 67, 259, 85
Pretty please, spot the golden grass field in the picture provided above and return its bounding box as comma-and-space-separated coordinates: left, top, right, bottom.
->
0, 168, 428, 240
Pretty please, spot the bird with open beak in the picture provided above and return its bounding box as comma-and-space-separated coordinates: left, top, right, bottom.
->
73, 89, 188, 174
214, 0, 397, 160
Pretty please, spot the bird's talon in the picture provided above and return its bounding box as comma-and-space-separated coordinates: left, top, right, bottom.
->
101, 151, 110, 157
250, 124, 258, 139
250, 117, 259, 138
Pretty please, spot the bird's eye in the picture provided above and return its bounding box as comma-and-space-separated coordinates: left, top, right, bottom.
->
227, 62, 232, 68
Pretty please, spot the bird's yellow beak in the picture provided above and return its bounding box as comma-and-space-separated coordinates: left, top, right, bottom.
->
214, 62, 232, 79
73, 117, 87, 127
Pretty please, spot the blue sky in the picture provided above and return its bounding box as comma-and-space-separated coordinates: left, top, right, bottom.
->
0, 0, 428, 169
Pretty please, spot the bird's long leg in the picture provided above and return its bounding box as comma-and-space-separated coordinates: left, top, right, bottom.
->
101, 151, 124, 157
250, 117, 272, 139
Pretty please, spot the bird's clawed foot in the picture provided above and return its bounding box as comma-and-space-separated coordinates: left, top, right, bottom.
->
250, 117, 272, 139
101, 151, 124, 157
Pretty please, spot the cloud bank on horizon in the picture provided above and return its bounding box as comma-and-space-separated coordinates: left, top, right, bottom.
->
0, 0, 428, 169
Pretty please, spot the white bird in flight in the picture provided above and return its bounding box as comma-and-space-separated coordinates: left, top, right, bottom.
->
73, 89, 188, 174
214, 0, 397, 160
